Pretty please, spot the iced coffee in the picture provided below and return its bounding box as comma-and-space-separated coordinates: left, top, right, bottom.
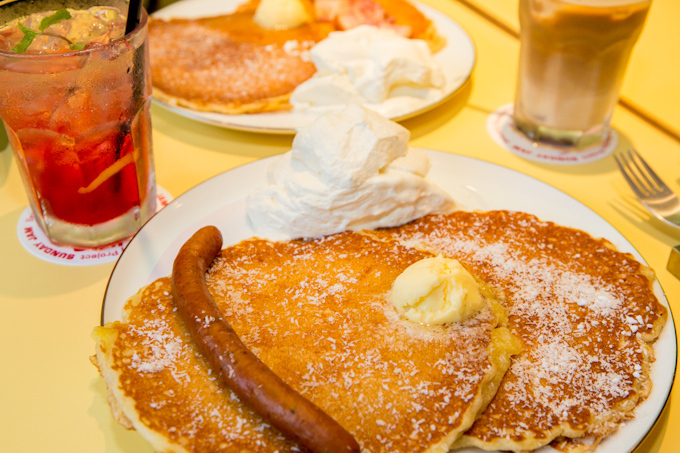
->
513, 0, 651, 148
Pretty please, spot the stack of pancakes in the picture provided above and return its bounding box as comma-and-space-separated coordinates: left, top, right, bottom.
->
92, 210, 666, 452
148, 0, 444, 114
378, 211, 667, 452
93, 228, 518, 452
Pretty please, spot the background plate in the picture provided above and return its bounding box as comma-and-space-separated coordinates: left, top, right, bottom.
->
151, 0, 476, 133
102, 150, 676, 453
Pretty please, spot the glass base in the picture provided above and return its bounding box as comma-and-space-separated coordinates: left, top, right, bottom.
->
32, 191, 156, 249
513, 118, 608, 150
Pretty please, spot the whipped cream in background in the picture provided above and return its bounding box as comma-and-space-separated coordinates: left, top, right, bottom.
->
246, 104, 454, 240
289, 26, 446, 118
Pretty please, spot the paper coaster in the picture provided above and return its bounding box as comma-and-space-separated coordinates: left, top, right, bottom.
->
487, 104, 618, 165
17, 186, 173, 266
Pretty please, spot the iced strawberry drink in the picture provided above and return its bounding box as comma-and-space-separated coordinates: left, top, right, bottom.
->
0, 2, 155, 248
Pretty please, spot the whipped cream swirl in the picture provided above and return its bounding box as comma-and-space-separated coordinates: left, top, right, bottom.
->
246, 104, 454, 240
290, 25, 445, 118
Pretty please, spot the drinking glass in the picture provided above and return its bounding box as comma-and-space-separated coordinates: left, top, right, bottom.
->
0, 0, 156, 248
513, 0, 651, 149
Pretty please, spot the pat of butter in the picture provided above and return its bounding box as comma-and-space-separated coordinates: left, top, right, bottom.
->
390, 256, 484, 325
254, 0, 313, 30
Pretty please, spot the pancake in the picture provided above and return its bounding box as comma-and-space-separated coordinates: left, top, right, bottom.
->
148, 4, 335, 114
378, 210, 667, 452
148, 0, 443, 114
92, 230, 520, 452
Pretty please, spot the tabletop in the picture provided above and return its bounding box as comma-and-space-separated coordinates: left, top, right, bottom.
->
0, 0, 678, 452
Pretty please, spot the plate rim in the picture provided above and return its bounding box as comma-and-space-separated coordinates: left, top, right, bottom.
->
100, 149, 677, 453
149, 0, 477, 134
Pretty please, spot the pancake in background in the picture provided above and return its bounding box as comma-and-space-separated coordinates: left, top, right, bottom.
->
92, 230, 519, 452
148, 0, 444, 114
378, 210, 667, 452
148, 0, 334, 114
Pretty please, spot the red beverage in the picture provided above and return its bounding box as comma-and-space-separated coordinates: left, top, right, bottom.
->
0, 2, 156, 248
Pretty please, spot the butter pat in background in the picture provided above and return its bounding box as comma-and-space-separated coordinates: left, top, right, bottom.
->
391, 256, 484, 325
254, 0, 313, 29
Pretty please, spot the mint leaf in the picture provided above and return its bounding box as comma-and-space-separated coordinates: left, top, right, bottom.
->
12, 23, 39, 54
39, 9, 71, 32
12, 10, 77, 54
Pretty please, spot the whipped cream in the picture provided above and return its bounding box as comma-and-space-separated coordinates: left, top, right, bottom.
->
390, 256, 484, 325
289, 25, 446, 118
246, 104, 454, 240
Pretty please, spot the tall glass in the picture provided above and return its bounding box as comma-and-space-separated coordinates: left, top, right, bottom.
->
0, 0, 156, 248
513, 0, 651, 148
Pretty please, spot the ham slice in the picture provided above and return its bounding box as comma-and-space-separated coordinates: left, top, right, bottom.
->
315, 0, 413, 37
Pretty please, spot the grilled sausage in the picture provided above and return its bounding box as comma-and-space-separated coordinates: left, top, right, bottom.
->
171, 226, 360, 453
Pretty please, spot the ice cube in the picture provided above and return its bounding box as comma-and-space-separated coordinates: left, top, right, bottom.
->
74, 120, 123, 181
27, 34, 72, 54
15, 128, 76, 167
47, 87, 121, 136
0, 22, 24, 52
14, 128, 84, 212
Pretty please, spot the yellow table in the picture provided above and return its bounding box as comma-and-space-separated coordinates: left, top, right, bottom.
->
0, 0, 677, 452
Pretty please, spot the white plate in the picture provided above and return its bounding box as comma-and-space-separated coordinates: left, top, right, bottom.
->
102, 150, 676, 453
150, 0, 476, 134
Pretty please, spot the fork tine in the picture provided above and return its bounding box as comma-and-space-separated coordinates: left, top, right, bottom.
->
624, 149, 656, 195
628, 148, 667, 193
614, 149, 680, 229
614, 152, 648, 199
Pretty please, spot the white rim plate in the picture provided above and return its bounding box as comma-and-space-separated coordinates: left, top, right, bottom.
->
102, 150, 676, 453
150, 0, 476, 134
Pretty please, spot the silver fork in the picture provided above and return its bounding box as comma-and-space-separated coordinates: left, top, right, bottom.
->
613, 148, 680, 229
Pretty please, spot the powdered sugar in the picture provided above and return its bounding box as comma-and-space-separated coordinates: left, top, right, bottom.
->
389, 211, 666, 446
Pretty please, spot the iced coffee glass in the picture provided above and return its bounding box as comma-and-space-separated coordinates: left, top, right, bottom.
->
0, 0, 156, 248
513, 0, 651, 148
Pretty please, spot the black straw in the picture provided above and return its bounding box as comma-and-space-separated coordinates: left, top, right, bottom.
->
125, 0, 142, 34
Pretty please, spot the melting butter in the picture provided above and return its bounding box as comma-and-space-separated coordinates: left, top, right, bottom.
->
390, 256, 484, 325
254, 0, 313, 30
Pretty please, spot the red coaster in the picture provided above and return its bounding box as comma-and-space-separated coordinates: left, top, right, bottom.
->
17, 186, 172, 266
487, 104, 618, 165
